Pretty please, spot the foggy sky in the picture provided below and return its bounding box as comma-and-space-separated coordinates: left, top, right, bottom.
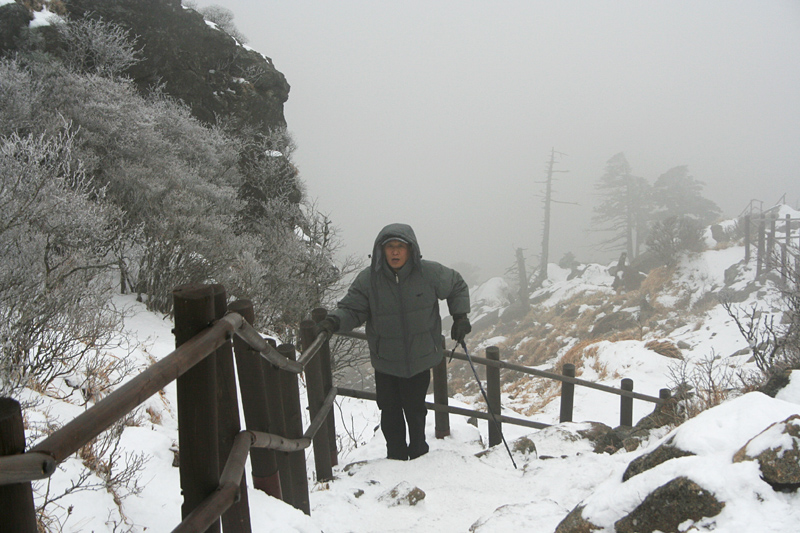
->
192, 0, 800, 282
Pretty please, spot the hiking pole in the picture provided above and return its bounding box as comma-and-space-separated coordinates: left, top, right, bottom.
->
456, 340, 517, 469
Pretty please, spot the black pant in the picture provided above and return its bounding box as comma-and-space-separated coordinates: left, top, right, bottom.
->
375, 369, 431, 460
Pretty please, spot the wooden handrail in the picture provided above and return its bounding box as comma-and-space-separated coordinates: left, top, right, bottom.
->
0, 451, 56, 485
232, 312, 329, 374
337, 387, 550, 430
336, 330, 663, 404
233, 316, 304, 373
27, 313, 242, 464
172, 431, 254, 533
171, 387, 338, 532
297, 330, 327, 368
450, 350, 663, 404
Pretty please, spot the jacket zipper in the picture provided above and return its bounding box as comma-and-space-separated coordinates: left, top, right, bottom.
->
394, 270, 412, 376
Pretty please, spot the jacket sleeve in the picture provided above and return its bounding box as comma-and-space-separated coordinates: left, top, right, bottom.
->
328, 269, 371, 332
429, 261, 470, 316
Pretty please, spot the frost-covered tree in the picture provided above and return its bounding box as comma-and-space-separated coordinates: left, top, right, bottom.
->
592, 153, 652, 258
1, 10, 351, 332
53, 13, 140, 78
236, 126, 304, 232
0, 13, 358, 528
197, 4, 249, 44
0, 129, 123, 395
0, 59, 49, 137
32, 62, 242, 312
650, 165, 721, 225
646, 215, 706, 267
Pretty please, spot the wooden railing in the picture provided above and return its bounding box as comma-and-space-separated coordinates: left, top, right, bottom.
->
0, 283, 669, 532
742, 213, 800, 281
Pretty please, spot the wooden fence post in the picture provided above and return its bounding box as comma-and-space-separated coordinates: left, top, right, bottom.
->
766, 217, 776, 273
277, 343, 310, 515
211, 286, 251, 533
229, 300, 282, 501
757, 215, 765, 276
743, 215, 751, 262
311, 308, 338, 466
173, 284, 220, 533
782, 214, 791, 282
260, 340, 293, 506
299, 319, 333, 483
620, 378, 634, 427
0, 398, 37, 533
432, 355, 451, 439
486, 347, 502, 447
560, 364, 575, 423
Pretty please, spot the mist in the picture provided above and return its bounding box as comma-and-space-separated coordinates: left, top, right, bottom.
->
192, 0, 800, 282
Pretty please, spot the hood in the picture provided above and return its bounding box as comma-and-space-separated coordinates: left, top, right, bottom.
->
372, 223, 422, 273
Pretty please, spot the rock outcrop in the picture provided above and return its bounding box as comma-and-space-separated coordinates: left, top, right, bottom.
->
621, 435, 694, 481
614, 477, 724, 533
70, 0, 289, 130
733, 414, 800, 491
2, 0, 289, 133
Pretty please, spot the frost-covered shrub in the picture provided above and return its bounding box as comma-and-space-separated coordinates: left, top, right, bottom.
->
53, 13, 140, 77
722, 270, 800, 380
1, 20, 350, 332
0, 129, 123, 395
226, 203, 355, 336
197, 4, 248, 44
0, 59, 49, 136
646, 216, 705, 267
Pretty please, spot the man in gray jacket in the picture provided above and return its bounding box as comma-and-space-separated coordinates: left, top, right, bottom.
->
317, 223, 471, 460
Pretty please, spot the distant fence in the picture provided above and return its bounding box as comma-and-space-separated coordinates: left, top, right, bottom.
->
743, 213, 800, 281
0, 283, 669, 532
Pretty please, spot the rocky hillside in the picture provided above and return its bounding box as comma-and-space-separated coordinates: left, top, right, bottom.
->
458, 209, 796, 413
1, 0, 289, 131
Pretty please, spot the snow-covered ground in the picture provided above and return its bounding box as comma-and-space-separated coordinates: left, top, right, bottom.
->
13, 231, 800, 532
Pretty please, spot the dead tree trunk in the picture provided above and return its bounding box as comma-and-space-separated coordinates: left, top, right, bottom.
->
516, 248, 530, 309
535, 148, 573, 286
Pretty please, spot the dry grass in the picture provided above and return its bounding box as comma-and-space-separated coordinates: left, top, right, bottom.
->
455, 260, 724, 417
560, 340, 601, 374
645, 339, 683, 359
606, 330, 643, 343
146, 406, 162, 425
520, 378, 562, 416
638, 266, 676, 297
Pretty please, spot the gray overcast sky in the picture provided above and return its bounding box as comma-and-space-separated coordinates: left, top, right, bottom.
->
193, 0, 800, 282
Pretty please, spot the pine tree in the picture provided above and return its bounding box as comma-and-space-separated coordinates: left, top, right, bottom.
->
651, 165, 721, 225
592, 153, 652, 258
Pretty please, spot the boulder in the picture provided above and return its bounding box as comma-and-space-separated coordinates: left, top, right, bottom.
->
575, 421, 623, 454
622, 435, 694, 481
733, 414, 800, 491
590, 311, 639, 338
553, 504, 602, 533
614, 476, 724, 533
633, 396, 683, 432
710, 224, 729, 243
0, 1, 32, 55
758, 368, 792, 398
378, 481, 426, 507
511, 435, 538, 457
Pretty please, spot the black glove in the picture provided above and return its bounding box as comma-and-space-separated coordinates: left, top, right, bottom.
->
450, 314, 471, 343
315, 316, 340, 338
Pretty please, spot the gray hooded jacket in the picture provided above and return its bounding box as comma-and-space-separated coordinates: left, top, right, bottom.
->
329, 223, 470, 378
